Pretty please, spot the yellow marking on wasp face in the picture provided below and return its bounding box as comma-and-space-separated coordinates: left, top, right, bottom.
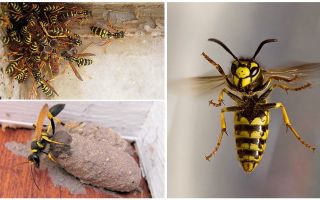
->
241, 77, 251, 87
31, 149, 38, 153
236, 67, 250, 78
250, 62, 258, 68
233, 76, 239, 86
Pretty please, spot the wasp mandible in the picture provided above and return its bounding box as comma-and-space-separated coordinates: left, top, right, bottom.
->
195, 38, 319, 172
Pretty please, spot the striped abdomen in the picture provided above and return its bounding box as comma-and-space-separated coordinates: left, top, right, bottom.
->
234, 110, 269, 172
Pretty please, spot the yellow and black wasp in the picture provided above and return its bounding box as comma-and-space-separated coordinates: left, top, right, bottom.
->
31, 67, 59, 97
61, 50, 95, 81
192, 38, 319, 173
28, 103, 65, 189
90, 26, 125, 39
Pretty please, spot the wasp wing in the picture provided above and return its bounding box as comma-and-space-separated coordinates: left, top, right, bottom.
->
264, 63, 320, 85
68, 61, 83, 81
170, 75, 226, 96
34, 104, 49, 140
43, 80, 59, 97
74, 53, 95, 57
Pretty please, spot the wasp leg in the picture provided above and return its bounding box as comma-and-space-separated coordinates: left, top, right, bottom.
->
201, 52, 226, 76
41, 134, 64, 145
273, 83, 311, 93
47, 153, 57, 163
268, 75, 298, 82
205, 106, 244, 161
209, 88, 242, 107
43, 151, 57, 163
257, 103, 316, 152
201, 52, 239, 91
259, 83, 311, 102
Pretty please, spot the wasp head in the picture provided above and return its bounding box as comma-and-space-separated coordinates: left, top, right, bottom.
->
231, 59, 262, 88
28, 154, 40, 168
208, 38, 278, 90
114, 31, 125, 38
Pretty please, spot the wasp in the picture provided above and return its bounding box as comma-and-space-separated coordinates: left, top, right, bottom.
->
28, 103, 65, 188
90, 26, 125, 39
2, 36, 10, 45
73, 57, 93, 66
43, 4, 64, 13
5, 56, 23, 75
31, 67, 58, 97
23, 32, 32, 45
50, 25, 70, 36
30, 41, 39, 52
58, 9, 91, 23
192, 38, 319, 172
9, 31, 22, 44
21, 25, 29, 35
21, 2, 31, 11
9, 2, 22, 13
67, 33, 82, 46
14, 68, 28, 83
61, 50, 95, 81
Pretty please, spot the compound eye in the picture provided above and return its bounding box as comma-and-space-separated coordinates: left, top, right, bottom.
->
231, 64, 237, 75
250, 67, 259, 76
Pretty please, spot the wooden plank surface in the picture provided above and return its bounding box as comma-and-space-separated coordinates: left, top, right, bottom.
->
0, 128, 151, 198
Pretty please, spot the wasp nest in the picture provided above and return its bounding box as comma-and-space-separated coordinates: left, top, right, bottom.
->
50, 122, 142, 192
0, 2, 94, 98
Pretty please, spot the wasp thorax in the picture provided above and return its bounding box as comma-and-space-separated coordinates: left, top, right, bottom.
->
231, 60, 261, 88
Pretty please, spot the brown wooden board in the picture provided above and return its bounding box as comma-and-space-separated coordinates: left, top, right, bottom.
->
0, 128, 151, 198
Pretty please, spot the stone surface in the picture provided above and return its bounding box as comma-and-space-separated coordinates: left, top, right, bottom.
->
50, 122, 142, 192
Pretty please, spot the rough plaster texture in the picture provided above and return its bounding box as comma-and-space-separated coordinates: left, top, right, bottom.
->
50, 122, 141, 192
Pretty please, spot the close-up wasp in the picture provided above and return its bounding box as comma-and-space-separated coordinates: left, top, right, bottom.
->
190, 38, 319, 172
90, 26, 125, 39
28, 103, 66, 189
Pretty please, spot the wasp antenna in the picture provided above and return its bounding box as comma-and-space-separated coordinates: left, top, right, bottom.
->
208, 38, 239, 61
252, 39, 278, 60
30, 165, 40, 191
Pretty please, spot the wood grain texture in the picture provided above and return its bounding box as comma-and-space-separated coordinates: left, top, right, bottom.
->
0, 128, 151, 198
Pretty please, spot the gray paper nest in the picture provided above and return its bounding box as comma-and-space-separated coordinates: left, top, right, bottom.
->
49, 122, 142, 192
